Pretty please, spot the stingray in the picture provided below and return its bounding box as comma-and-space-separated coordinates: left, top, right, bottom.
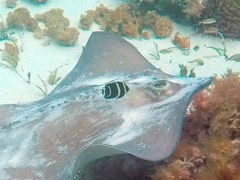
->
0, 32, 213, 179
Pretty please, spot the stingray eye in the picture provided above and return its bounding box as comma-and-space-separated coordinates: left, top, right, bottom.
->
153, 81, 167, 89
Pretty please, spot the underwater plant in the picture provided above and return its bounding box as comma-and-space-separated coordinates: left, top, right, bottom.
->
0, 42, 19, 68
179, 64, 188, 77
47, 66, 62, 85
149, 42, 160, 60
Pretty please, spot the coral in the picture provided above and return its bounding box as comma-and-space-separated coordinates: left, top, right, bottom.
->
203, 0, 240, 38
6, 7, 38, 32
35, 8, 79, 46
79, 4, 173, 38
144, 10, 172, 38
173, 32, 190, 49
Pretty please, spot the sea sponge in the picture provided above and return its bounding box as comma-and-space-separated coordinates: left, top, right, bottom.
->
35, 8, 79, 46
173, 32, 190, 49
35, 9, 69, 31
6, 7, 38, 32
79, 4, 173, 38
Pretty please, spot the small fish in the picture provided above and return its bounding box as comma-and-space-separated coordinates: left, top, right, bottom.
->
228, 53, 240, 61
199, 18, 217, 25
188, 58, 204, 65
102, 81, 129, 99
203, 27, 219, 34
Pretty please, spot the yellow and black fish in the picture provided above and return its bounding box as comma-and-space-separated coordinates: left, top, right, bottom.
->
102, 82, 129, 99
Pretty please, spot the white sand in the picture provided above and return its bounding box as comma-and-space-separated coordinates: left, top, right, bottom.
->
0, 0, 239, 104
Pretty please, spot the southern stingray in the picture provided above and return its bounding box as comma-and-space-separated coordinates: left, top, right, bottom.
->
0, 32, 213, 179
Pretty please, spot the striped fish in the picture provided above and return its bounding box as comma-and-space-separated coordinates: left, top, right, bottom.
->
102, 82, 129, 99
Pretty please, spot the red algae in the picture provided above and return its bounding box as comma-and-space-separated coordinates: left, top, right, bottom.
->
151, 72, 240, 179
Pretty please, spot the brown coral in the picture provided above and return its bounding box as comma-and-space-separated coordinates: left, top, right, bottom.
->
6, 7, 38, 32
79, 4, 173, 38
173, 32, 190, 49
35, 8, 79, 46
144, 10, 172, 38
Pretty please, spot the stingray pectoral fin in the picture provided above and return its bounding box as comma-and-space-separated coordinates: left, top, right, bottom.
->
71, 76, 213, 178
51, 32, 171, 95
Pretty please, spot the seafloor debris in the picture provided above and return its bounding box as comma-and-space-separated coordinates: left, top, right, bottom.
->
179, 64, 188, 77
188, 58, 204, 66
79, 4, 172, 38
149, 42, 160, 60
47, 66, 62, 85
35, 8, 79, 46
173, 32, 190, 49
228, 53, 240, 62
